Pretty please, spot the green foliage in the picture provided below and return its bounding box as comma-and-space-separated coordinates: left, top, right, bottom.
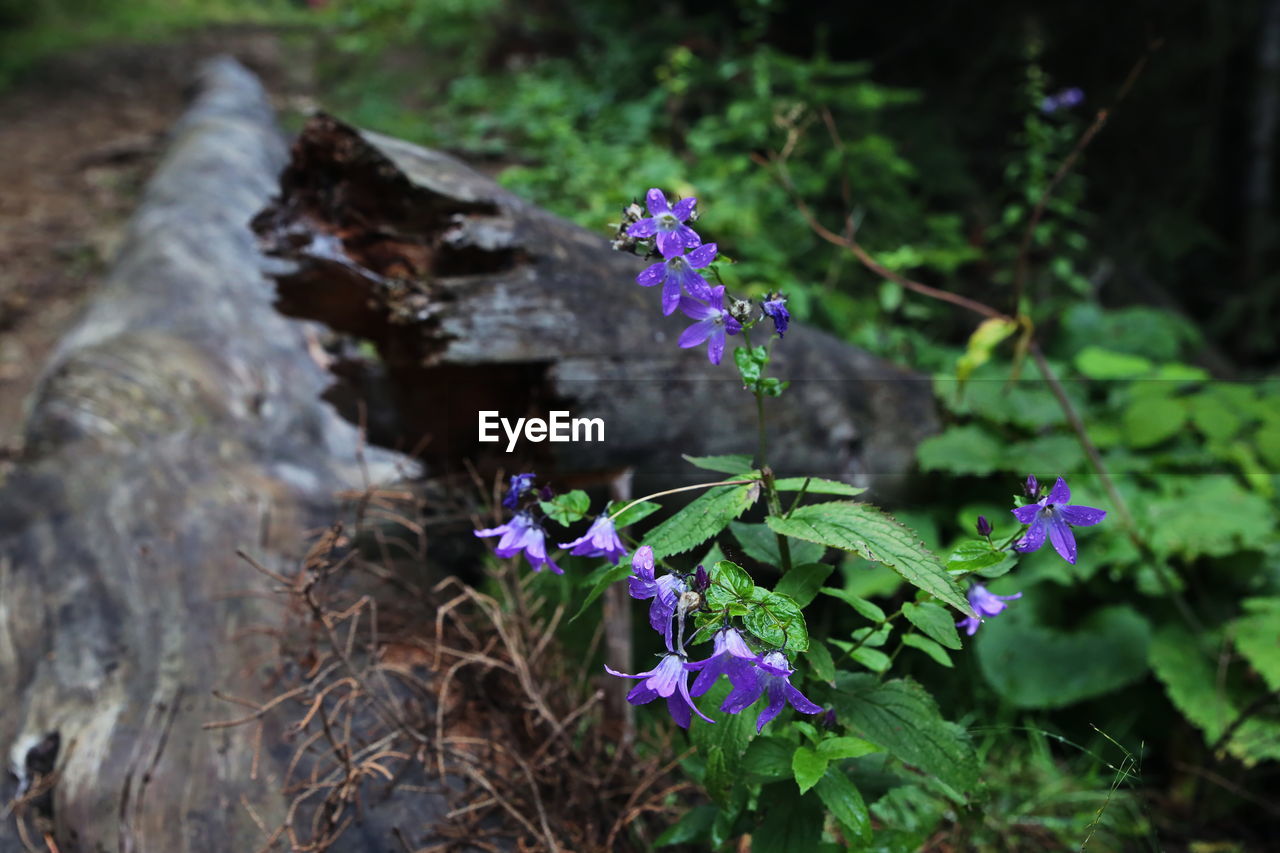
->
768, 502, 972, 615
643, 482, 759, 558
729, 521, 825, 568
539, 489, 590, 526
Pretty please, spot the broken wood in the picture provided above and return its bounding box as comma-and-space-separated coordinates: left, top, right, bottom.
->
253, 115, 940, 499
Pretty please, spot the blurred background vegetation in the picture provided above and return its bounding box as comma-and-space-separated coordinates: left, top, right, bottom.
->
3, 0, 1278, 849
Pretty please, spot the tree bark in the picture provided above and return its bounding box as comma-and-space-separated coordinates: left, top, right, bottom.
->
253, 115, 939, 500
0, 57, 409, 852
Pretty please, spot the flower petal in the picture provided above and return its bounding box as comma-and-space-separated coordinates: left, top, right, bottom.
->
627, 218, 657, 238
645, 188, 670, 216
671, 196, 697, 221
706, 327, 727, 365
677, 224, 702, 250
755, 681, 788, 732
1047, 476, 1071, 505
785, 683, 824, 716
1047, 516, 1077, 564
1015, 515, 1047, 553
679, 318, 716, 349
665, 694, 692, 728
721, 677, 764, 714
662, 278, 681, 316
678, 295, 715, 321
686, 242, 717, 269
1060, 505, 1106, 526
678, 667, 717, 724
656, 230, 685, 258
636, 262, 665, 287
1011, 504, 1040, 524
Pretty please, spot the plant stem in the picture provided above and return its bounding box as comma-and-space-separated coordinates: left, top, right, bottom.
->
608, 479, 756, 522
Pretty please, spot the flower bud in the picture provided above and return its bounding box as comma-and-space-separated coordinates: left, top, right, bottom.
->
694, 564, 710, 592
976, 515, 992, 537
1025, 474, 1040, 497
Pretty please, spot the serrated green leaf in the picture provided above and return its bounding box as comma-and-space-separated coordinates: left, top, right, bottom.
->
768, 503, 972, 615
745, 589, 809, 652
831, 674, 979, 793
1232, 597, 1280, 692
752, 783, 824, 853
817, 736, 880, 760
1143, 475, 1275, 560
539, 489, 591, 526
976, 602, 1151, 709
821, 587, 887, 623
683, 453, 755, 475
570, 561, 632, 621
946, 540, 1007, 574
902, 633, 953, 667
806, 638, 836, 684
606, 499, 661, 529
707, 560, 755, 609
902, 602, 962, 650
774, 477, 867, 496
792, 745, 828, 794
773, 562, 834, 608
644, 482, 760, 558
814, 767, 872, 845
742, 736, 795, 783
729, 521, 825, 567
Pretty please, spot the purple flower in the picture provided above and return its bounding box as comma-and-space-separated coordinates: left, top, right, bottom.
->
475, 512, 563, 574
957, 584, 1022, 636
605, 652, 715, 729
636, 243, 717, 315
559, 514, 627, 565
628, 545, 687, 649
688, 626, 760, 698
626, 188, 702, 258
501, 473, 536, 509
678, 286, 742, 366
761, 294, 790, 338
721, 650, 823, 732
1011, 476, 1106, 564
976, 515, 993, 537
693, 565, 710, 593
1041, 87, 1085, 114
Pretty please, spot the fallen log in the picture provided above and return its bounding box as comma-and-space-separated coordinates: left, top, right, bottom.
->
0, 57, 414, 852
253, 116, 940, 498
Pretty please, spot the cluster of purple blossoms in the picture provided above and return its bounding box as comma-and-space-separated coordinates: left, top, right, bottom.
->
625, 189, 794, 366
475, 473, 628, 574
607, 546, 823, 731
959, 474, 1106, 635
1041, 87, 1085, 114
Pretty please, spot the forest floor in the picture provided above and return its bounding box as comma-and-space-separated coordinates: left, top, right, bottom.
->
0, 26, 312, 476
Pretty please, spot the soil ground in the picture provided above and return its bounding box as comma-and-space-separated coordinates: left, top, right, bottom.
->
0, 26, 313, 477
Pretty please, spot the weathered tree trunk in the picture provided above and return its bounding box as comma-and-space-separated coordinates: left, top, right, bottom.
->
0, 58, 410, 852
253, 116, 939, 499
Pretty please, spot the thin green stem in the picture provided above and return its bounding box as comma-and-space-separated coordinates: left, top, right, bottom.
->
608, 479, 756, 523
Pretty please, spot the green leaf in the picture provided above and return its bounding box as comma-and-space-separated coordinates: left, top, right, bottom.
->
690, 679, 758, 803
1123, 396, 1186, 448
945, 540, 1008, 574
902, 602, 962, 650
729, 521, 825, 567
654, 804, 717, 847
916, 425, 1004, 476
1144, 475, 1275, 560
1232, 598, 1280, 691
792, 745, 828, 794
814, 767, 872, 845
849, 646, 891, 673
831, 673, 979, 793
956, 316, 1018, 384
707, 560, 755, 609
683, 453, 755, 475
806, 638, 836, 684
606, 498, 661, 530
768, 503, 972, 615
745, 589, 809, 653
817, 736, 880, 760
539, 489, 590, 526
976, 602, 1151, 709
644, 482, 760, 558
741, 736, 795, 783
1075, 346, 1154, 379
570, 561, 632, 621
752, 783, 824, 853
902, 633, 953, 667
772, 562, 834, 608
1151, 625, 1280, 766
820, 587, 886, 622
774, 477, 867, 497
